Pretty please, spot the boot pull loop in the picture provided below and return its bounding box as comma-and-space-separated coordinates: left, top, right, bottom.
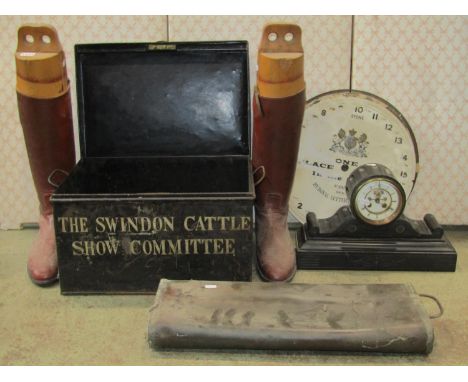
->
48, 169, 70, 188
254, 87, 264, 118
253, 166, 266, 186
419, 293, 444, 319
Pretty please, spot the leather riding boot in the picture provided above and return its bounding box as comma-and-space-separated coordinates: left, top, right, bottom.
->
253, 24, 305, 282
15, 25, 75, 286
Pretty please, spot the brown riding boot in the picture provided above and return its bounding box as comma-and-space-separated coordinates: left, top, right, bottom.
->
252, 24, 305, 282
15, 25, 75, 286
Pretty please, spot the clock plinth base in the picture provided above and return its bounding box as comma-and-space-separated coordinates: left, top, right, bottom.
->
295, 208, 457, 272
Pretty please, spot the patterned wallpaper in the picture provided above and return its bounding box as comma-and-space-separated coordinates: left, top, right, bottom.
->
353, 16, 467, 224
0, 15, 466, 229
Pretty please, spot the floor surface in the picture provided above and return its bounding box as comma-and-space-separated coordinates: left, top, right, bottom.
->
0, 229, 467, 365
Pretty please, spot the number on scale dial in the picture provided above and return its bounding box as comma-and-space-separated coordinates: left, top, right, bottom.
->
290, 90, 418, 223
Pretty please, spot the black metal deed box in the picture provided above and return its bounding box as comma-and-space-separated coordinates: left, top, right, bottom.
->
51, 41, 254, 294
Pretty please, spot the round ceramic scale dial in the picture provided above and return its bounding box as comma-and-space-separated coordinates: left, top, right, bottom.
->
346, 164, 406, 226
290, 90, 419, 223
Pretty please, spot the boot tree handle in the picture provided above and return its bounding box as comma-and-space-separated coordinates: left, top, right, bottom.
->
17, 24, 63, 54
259, 23, 303, 54
419, 293, 444, 319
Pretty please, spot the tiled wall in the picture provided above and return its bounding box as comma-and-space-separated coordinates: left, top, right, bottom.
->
0, 16, 466, 229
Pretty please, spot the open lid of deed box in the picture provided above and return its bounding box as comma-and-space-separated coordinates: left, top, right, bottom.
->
53, 41, 253, 199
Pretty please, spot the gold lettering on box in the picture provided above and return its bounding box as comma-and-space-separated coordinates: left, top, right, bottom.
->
183, 216, 252, 232
58, 217, 88, 233
241, 216, 251, 230
94, 216, 174, 233
72, 237, 120, 256
71, 238, 240, 257
61, 215, 252, 257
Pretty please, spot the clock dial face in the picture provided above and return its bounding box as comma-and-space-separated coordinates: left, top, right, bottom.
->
290, 90, 418, 223
353, 178, 404, 225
